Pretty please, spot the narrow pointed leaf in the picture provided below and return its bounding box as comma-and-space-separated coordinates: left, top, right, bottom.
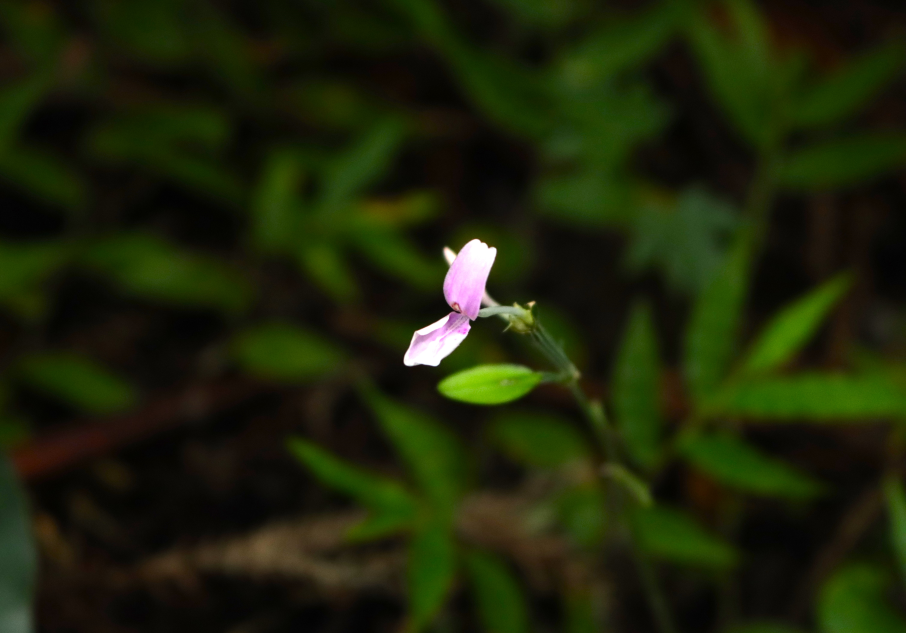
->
438, 365, 543, 405
0, 453, 36, 633
884, 477, 906, 585
362, 387, 466, 513
711, 374, 906, 420
489, 411, 589, 469
232, 324, 344, 382
613, 302, 663, 467
818, 564, 906, 633
684, 240, 750, 403
742, 275, 851, 375
778, 135, 906, 190
407, 520, 457, 632
17, 353, 136, 415
792, 41, 906, 130
465, 550, 529, 633
678, 432, 823, 498
632, 505, 737, 568
287, 437, 417, 515
250, 150, 304, 253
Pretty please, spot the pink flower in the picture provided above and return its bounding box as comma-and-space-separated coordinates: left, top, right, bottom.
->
404, 239, 497, 367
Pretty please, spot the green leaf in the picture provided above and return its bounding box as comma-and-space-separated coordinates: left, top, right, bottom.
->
0, 74, 49, 150
678, 432, 823, 498
613, 302, 663, 468
465, 550, 529, 633
742, 275, 851, 375
80, 234, 252, 313
0, 147, 85, 210
0, 240, 68, 304
632, 505, 737, 568
557, 484, 608, 548
438, 365, 543, 405
684, 239, 750, 403
563, 589, 600, 633
287, 438, 417, 517
489, 411, 589, 469
791, 41, 906, 130
778, 135, 906, 190
250, 149, 304, 253
0, 453, 36, 633
626, 187, 739, 295
346, 510, 415, 542
818, 564, 906, 633
726, 624, 808, 633
319, 119, 406, 214
362, 387, 467, 514
534, 171, 637, 229
17, 353, 136, 415
884, 477, 906, 585
347, 223, 442, 290
231, 324, 344, 382
710, 374, 906, 420
407, 520, 457, 632
295, 243, 359, 302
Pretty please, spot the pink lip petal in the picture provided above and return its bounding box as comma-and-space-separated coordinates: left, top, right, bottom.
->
403, 312, 472, 367
442, 239, 497, 320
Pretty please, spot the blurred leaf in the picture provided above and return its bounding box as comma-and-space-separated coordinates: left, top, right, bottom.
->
360, 191, 439, 227
92, 0, 192, 65
17, 353, 135, 415
678, 432, 823, 498
362, 387, 467, 515
465, 550, 529, 633
407, 520, 457, 632
603, 463, 653, 507
438, 365, 544, 405
711, 373, 906, 420
81, 234, 252, 313
289, 79, 389, 132
632, 505, 738, 568
0, 453, 36, 633
884, 477, 906, 585
791, 41, 906, 130
287, 438, 417, 516
557, 483, 608, 548
189, 2, 260, 97
558, 1, 684, 86
489, 411, 590, 468
564, 589, 600, 633
0, 2, 65, 63
346, 510, 415, 542
485, 0, 583, 30
0, 417, 29, 451
534, 171, 637, 228
742, 274, 851, 376
250, 150, 304, 253
613, 302, 663, 468
295, 243, 359, 302
0, 240, 68, 302
727, 624, 807, 633
778, 135, 906, 190
232, 324, 344, 382
319, 119, 407, 214
626, 188, 738, 294
684, 239, 750, 404
0, 74, 49, 150
685, 0, 775, 148
0, 147, 85, 210
818, 564, 906, 633
347, 223, 441, 290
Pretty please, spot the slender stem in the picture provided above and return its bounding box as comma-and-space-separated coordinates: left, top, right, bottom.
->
529, 322, 678, 633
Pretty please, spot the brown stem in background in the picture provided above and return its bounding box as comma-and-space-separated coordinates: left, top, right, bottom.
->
13, 378, 273, 481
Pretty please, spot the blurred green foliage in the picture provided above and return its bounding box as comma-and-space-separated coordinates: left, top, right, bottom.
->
1, 0, 906, 630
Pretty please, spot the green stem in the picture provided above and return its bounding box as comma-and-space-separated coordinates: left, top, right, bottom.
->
529, 322, 678, 633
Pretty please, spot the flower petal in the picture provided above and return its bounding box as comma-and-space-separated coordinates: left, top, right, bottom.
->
443, 239, 496, 320
403, 312, 471, 367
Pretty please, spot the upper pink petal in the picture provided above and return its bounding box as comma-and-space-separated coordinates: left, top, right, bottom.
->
403, 312, 471, 367
443, 239, 496, 320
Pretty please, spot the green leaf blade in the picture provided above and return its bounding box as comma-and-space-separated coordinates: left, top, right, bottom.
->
488, 411, 590, 469
678, 433, 823, 499
438, 365, 543, 405
613, 302, 663, 468
742, 275, 851, 376
407, 521, 457, 632
465, 550, 529, 633
632, 505, 737, 568
232, 324, 345, 382
884, 477, 906, 585
17, 353, 136, 415
818, 564, 906, 633
778, 135, 906, 190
